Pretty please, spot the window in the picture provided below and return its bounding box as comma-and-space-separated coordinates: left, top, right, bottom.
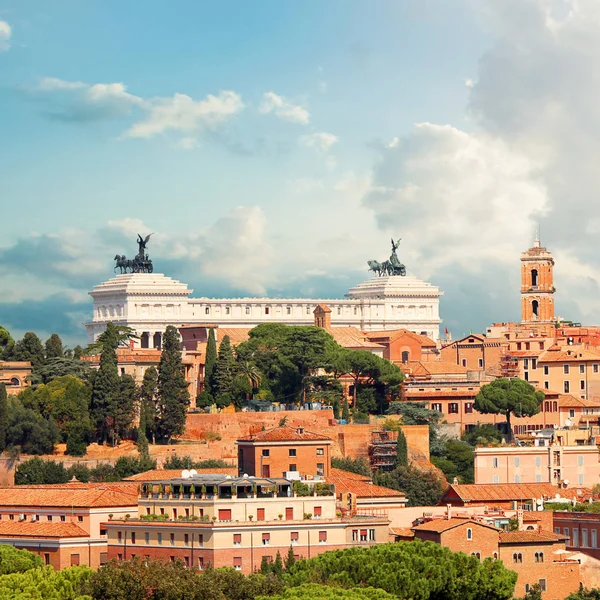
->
592, 530, 597, 548
173, 509, 177, 519
448, 403, 459, 414
225, 306, 230, 315
314, 506, 322, 518
44, 554, 50, 566
233, 534, 241, 546
218, 509, 232, 521
78, 515, 84, 522
544, 365, 549, 375
360, 529, 368, 541
262, 449, 270, 457
145, 532, 150, 545
257, 508, 265, 521
583, 529, 589, 547
536, 456, 541, 467
514, 475, 521, 483
205, 307, 210, 315
465, 403, 473, 414
117, 531, 122, 543
580, 364, 585, 374
170, 533, 175, 546
540, 342, 545, 350
369, 529, 376, 541
570, 409, 575, 418
538, 580, 546, 593
461, 359, 467, 367
478, 358, 483, 368
493, 457, 498, 468
131, 532, 136, 544
524, 371, 529, 381
532, 359, 537, 369
564, 527, 569, 541
534, 552, 544, 563
581, 380, 586, 390
579, 474, 585, 485
524, 359, 529, 370
262, 533, 270, 546
431, 403, 442, 412
594, 364, 599, 374
198, 557, 204, 570
401, 351, 410, 364
287, 306, 291, 315
60, 515, 66, 522
118, 554, 123, 562
564, 364, 570, 374
233, 557, 242, 571
289, 449, 297, 457
319, 531, 327, 543
515, 457, 520, 467
289, 464, 297, 472
316, 448, 324, 456
317, 463, 324, 476
471, 552, 481, 560
493, 475, 499, 484
265, 307, 270, 315
47, 515, 52, 521
578, 455, 584, 467
184, 534, 189, 546
544, 381, 549, 389
291, 531, 299, 544
573, 529, 579, 547
286, 507, 294, 520
352, 529, 359, 542
564, 381, 570, 393
158, 533, 163, 545
245, 306, 250, 315
467, 528, 472, 540
536, 474, 542, 482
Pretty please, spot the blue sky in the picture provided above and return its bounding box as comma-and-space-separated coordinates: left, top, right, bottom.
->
2, 0, 600, 346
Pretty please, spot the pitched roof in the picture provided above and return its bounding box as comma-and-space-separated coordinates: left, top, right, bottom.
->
125, 468, 238, 481
314, 304, 332, 313
412, 517, 499, 534
365, 329, 436, 348
442, 483, 573, 503
215, 328, 253, 346
538, 346, 600, 363
327, 468, 406, 499
0, 521, 89, 538
326, 327, 384, 350
0, 486, 138, 508
499, 530, 569, 544
404, 361, 470, 378
237, 425, 332, 443
558, 394, 600, 408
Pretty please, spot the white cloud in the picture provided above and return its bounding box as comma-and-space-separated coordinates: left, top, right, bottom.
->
259, 91, 310, 124
37, 77, 87, 91
300, 131, 338, 151
176, 137, 199, 150
126, 90, 243, 139
0, 20, 11, 51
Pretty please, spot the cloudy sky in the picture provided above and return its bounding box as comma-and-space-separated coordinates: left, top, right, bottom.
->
1, 0, 599, 345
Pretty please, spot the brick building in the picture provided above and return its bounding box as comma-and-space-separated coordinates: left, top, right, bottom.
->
103, 474, 389, 573
553, 512, 600, 560
411, 516, 580, 599
236, 425, 333, 479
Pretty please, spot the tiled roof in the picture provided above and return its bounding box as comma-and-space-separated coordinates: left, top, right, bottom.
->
0, 486, 138, 508
125, 468, 238, 481
538, 347, 600, 363
314, 304, 332, 313
558, 394, 600, 408
390, 527, 414, 537
237, 425, 332, 443
406, 361, 470, 377
404, 389, 479, 399
443, 483, 573, 503
0, 522, 89, 538
327, 469, 405, 499
499, 530, 569, 544
365, 329, 437, 348
412, 517, 499, 533
216, 328, 253, 346
326, 328, 384, 350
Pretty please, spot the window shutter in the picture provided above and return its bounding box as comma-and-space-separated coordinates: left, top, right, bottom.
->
318, 531, 327, 542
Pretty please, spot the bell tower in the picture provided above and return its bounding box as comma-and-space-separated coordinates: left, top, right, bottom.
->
521, 232, 555, 324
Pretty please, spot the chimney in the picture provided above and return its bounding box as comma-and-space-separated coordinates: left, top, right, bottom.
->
313, 305, 332, 329
129, 339, 135, 350
446, 504, 452, 520
517, 508, 524, 531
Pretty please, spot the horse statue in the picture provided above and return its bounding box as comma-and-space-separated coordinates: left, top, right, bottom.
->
367, 260, 386, 277
114, 255, 129, 274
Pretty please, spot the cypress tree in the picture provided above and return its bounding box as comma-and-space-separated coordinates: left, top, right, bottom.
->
156, 326, 190, 443
214, 335, 235, 395
272, 551, 283, 577
139, 366, 158, 443
396, 428, 408, 468
44, 334, 64, 360
341, 396, 350, 423
13, 332, 45, 369
115, 373, 136, 442
284, 545, 296, 570
260, 555, 271, 574
72, 345, 84, 360
205, 329, 217, 394
90, 323, 119, 444
0, 384, 7, 452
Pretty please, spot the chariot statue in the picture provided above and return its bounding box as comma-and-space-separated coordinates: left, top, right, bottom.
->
114, 233, 154, 274
367, 238, 406, 277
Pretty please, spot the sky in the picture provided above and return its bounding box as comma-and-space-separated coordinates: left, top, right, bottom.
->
1, 0, 600, 346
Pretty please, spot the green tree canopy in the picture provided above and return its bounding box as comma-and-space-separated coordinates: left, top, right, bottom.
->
0, 544, 44, 574
0, 384, 7, 453
205, 328, 218, 395
13, 332, 45, 369
156, 326, 190, 443
45, 333, 64, 360
285, 541, 517, 600
139, 366, 158, 443
33, 357, 92, 385
258, 584, 397, 600
373, 465, 444, 507
461, 424, 504, 447
396, 429, 408, 468
0, 564, 93, 599
6, 402, 60, 455
0, 326, 15, 360
474, 378, 544, 439
331, 456, 372, 476
431, 438, 474, 483
387, 402, 442, 425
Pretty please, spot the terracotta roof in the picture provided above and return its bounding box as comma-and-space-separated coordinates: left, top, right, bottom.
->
216, 328, 253, 346
443, 483, 575, 503
0, 486, 138, 508
125, 468, 238, 481
365, 329, 437, 348
558, 395, 600, 408
538, 347, 600, 363
326, 327, 384, 350
499, 530, 569, 544
327, 469, 405, 499
314, 304, 332, 313
412, 517, 499, 534
406, 361, 470, 377
390, 527, 414, 538
509, 351, 543, 358
0, 522, 89, 538
404, 389, 479, 399
237, 425, 332, 443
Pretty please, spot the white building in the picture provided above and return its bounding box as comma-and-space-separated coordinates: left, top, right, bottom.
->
85, 272, 443, 347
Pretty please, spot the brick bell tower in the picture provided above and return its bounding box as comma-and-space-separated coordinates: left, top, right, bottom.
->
521, 232, 555, 324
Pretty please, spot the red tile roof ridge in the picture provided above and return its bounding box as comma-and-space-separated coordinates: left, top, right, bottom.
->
0, 521, 89, 538
499, 530, 569, 544
412, 517, 500, 533
237, 425, 333, 443
327, 468, 405, 498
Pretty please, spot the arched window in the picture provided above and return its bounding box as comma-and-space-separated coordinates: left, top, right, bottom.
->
245, 306, 250, 315
532, 300, 539, 317
153, 332, 162, 350
466, 528, 472, 540
518, 553, 523, 563
513, 553, 518, 563
401, 351, 409, 364
265, 307, 270, 315
493, 552, 498, 560
140, 332, 150, 349
531, 269, 538, 287
225, 306, 230, 315
205, 307, 210, 315
9, 378, 20, 387
553, 401, 558, 412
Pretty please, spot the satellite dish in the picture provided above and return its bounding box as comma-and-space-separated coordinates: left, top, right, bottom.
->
564, 479, 570, 486
536, 499, 543, 506
243, 473, 249, 478
181, 470, 191, 479
189, 469, 198, 476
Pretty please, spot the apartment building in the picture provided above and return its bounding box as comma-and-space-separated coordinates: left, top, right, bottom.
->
103, 474, 389, 573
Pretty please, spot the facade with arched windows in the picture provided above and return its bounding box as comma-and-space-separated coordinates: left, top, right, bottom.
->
86, 272, 444, 346
521, 234, 555, 324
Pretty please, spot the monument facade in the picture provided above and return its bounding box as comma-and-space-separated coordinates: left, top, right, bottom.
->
85, 237, 444, 346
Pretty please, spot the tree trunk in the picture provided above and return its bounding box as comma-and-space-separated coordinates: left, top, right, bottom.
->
505, 411, 512, 441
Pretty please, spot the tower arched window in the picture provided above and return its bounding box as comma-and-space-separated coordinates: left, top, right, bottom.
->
531, 269, 538, 287
532, 300, 539, 317
401, 351, 409, 364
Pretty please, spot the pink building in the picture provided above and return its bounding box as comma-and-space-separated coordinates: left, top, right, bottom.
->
474, 442, 600, 486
